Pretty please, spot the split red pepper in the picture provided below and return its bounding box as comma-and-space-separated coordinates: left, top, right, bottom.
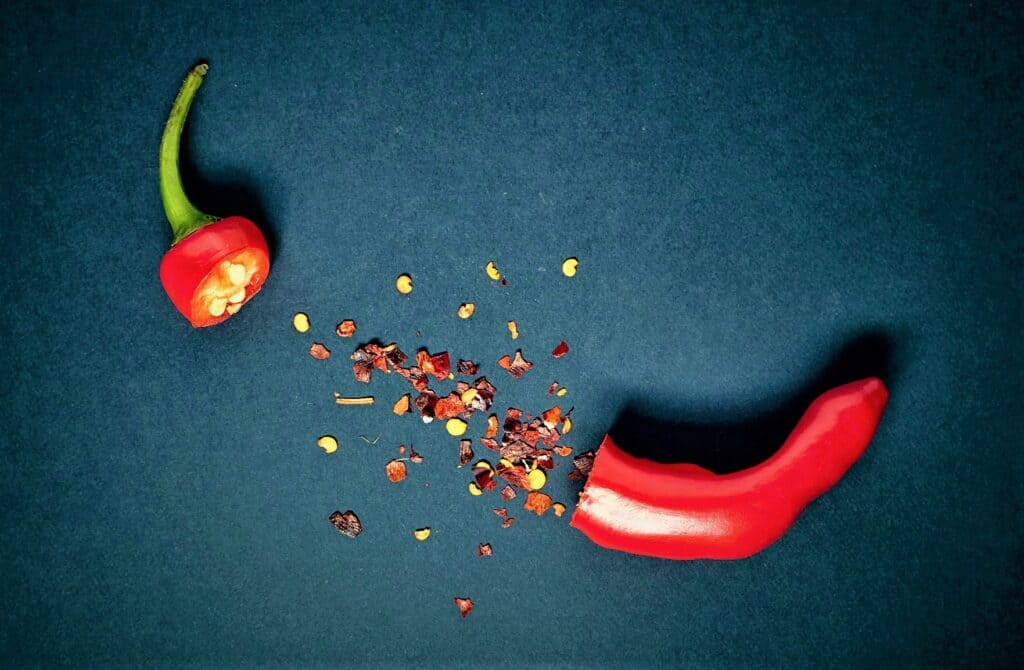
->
570, 377, 889, 560
158, 63, 270, 327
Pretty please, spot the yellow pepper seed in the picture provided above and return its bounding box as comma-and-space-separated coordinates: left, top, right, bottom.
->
446, 418, 468, 436
528, 468, 547, 490
413, 528, 431, 541
561, 257, 578, 277
468, 482, 483, 496
556, 387, 568, 397
457, 303, 476, 319
292, 312, 310, 333
316, 435, 338, 454
499, 458, 514, 469
485, 261, 502, 281
461, 388, 479, 404
395, 273, 414, 294
561, 417, 573, 434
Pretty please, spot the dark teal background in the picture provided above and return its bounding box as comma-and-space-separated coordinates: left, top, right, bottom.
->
2, 1, 1021, 667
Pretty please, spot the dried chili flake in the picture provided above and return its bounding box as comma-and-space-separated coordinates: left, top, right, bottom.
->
328, 510, 362, 538
548, 381, 560, 395
458, 439, 474, 466
393, 394, 411, 416
554, 446, 573, 457
383, 345, 408, 369
456, 359, 479, 376
480, 437, 500, 452
552, 502, 567, 517
500, 485, 517, 501
309, 343, 331, 360
540, 406, 562, 428
500, 440, 536, 462
485, 415, 499, 439
409, 449, 424, 464
433, 393, 466, 420
496, 462, 531, 489
507, 350, 533, 378
535, 450, 555, 470
473, 466, 497, 492
497, 354, 511, 370
398, 445, 406, 454
501, 517, 515, 529
335, 320, 357, 338
552, 341, 570, 358
568, 450, 596, 480
430, 352, 451, 380
477, 543, 493, 557
386, 459, 407, 483
454, 597, 474, 619
524, 491, 553, 516
493, 507, 508, 519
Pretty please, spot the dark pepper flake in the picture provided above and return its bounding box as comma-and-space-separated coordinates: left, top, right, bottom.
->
328, 510, 362, 538
552, 341, 569, 358
477, 543, 493, 557
501, 517, 515, 529
497, 350, 533, 378
548, 381, 560, 395
456, 359, 479, 376
500, 485, 517, 501
454, 597, 474, 619
568, 450, 596, 480
496, 462, 531, 490
458, 439, 474, 466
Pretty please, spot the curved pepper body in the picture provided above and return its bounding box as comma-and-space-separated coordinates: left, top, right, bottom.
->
159, 216, 270, 327
570, 377, 889, 560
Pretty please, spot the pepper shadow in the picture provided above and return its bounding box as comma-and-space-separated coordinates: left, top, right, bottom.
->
607, 330, 900, 474
178, 115, 280, 261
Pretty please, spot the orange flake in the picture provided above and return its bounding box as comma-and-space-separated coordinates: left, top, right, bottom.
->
335, 320, 357, 338
524, 491, 553, 516
393, 394, 411, 416
386, 459, 407, 483
309, 343, 331, 360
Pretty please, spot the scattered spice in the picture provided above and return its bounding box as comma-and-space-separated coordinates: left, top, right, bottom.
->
393, 394, 411, 415
561, 257, 578, 277
316, 435, 338, 454
398, 445, 406, 454
456, 359, 479, 376
292, 312, 310, 333
386, 459, 407, 483
458, 439, 474, 466
413, 528, 431, 541
493, 507, 508, 520
552, 502, 567, 517
446, 418, 468, 436
328, 510, 362, 538
497, 350, 533, 378
336, 320, 357, 338
309, 343, 330, 360
485, 261, 501, 281
525, 491, 553, 516
409, 449, 424, 464
468, 482, 483, 496
556, 388, 568, 397
507, 320, 519, 340
548, 381, 560, 395
358, 434, 381, 444
500, 485, 517, 501
501, 517, 515, 529
477, 543, 493, 557
457, 303, 475, 319
395, 273, 413, 294
552, 340, 570, 358
454, 597, 474, 619
527, 468, 547, 490
485, 414, 499, 438
568, 450, 596, 480
554, 446, 573, 457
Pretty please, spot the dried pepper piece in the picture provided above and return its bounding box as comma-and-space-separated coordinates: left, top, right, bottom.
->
501, 517, 515, 529
496, 462, 531, 490
454, 597, 474, 619
497, 350, 533, 378
525, 491, 553, 516
552, 502, 567, 517
328, 510, 362, 538
409, 449, 424, 464
507, 320, 519, 340
415, 350, 451, 381
568, 450, 596, 480
554, 446, 573, 457
456, 359, 479, 376
500, 485, 517, 501
386, 459, 407, 483
393, 394, 411, 416
548, 381, 560, 395
458, 439, 474, 466
477, 543, 493, 557
485, 415, 499, 439
336, 320, 357, 338
535, 450, 555, 470
541, 406, 562, 428
434, 393, 466, 420
473, 464, 497, 492
493, 508, 508, 520
552, 340, 569, 358
480, 437, 500, 452
309, 343, 331, 360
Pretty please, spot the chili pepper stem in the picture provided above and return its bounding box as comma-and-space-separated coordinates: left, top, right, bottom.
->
160, 63, 217, 244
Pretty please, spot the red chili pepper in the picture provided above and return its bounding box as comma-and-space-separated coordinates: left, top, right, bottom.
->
158, 64, 270, 327
570, 377, 889, 560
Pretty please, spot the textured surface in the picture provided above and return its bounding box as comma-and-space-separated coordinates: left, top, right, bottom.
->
1, 1, 1021, 667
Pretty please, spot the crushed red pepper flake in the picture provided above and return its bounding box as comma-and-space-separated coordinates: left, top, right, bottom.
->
554, 446, 573, 457
552, 502, 567, 517
336, 320, 357, 338
473, 465, 497, 492
541, 406, 562, 428
398, 445, 406, 454
500, 484, 517, 501
480, 437, 500, 451
309, 343, 331, 360
477, 543, 493, 557
501, 517, 515, 529
456, 359, 479, 376
386, 459, 407, 483
524, 491, 553, 516
485, 414, 499, 439
328, 510, 362, 538
548, 381, 560, 395
493, 508, 508, 520
568, 450, 596, 480
552, 341, 569, 358
454, 597, 474, 619
458, 439, 474, 466
409, 449, 424, 464
496, 462, 531, 490
497, 350, 533, 378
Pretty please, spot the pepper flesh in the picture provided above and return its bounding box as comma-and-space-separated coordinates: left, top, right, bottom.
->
158, 63, 270, 327
570, 377, 889, 560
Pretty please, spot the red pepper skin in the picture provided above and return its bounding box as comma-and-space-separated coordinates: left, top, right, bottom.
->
570, 377, 889, 560
158, 217, 270, 327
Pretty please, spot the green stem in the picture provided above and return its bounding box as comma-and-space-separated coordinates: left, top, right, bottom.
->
160, 63, 217, 244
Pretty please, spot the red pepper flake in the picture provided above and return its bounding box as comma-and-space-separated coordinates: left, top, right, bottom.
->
485, 414, 499, 439
496, 462, 531, 490
328, 510, 362, 538
554, 446, 573, 457
540, 406, 562, 428
535, 450, 555, 470
501, 517, 515, 529
398, 445, 406, 454
552, 502, 567, 517
458, 439, 474, 466
524, 491, 553, 516
497, 350, 533, 378
473, 466, 497, 492
309, 343, 331, 360
500, 485, 517, 501
493, 508, 508, 520
477, 543, 493, 557
480, 437, 500, 451
547, 381, 560, 395
386, 459, 407, 483
335, 320, 357, 338
434, 393, 466, 420
568, 450, 596, 480
552, 341, 569, 358
409, 449, 424, 464
454, 597, 474, 619
456, 359, 479, 376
